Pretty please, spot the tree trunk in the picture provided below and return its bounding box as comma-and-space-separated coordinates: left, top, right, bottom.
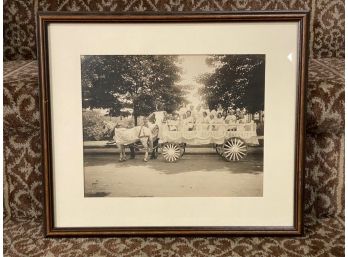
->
134, 114, 138, 126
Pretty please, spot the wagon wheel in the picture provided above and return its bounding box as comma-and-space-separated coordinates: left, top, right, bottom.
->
223, 137, 247, 162
215, 144, 224, 157
162, 143, 182, 162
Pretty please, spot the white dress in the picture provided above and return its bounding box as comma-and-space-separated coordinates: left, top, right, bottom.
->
184, 116, 195, 131
213, 118, 226, 132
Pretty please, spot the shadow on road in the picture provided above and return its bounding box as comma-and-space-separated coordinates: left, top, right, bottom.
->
83, 152, 263, 175
84, 192, 110, 197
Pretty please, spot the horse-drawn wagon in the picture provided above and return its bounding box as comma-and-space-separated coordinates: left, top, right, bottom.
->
158, 122, 259, 162
112, 111, 261, 163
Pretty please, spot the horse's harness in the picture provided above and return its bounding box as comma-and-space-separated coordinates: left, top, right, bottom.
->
138, 125, 148, 139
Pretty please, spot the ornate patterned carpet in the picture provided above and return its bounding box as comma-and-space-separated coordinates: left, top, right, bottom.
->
3, 0, 345, 61
3, 217, 344, 257
3, 0, 345, 256
4, 57, 344, 256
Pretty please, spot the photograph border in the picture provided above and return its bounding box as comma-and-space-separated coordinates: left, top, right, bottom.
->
38, 11, 309, 237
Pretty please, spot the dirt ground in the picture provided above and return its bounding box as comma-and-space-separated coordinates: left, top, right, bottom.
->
84, 148, 263, 197
84, 149, 263, 197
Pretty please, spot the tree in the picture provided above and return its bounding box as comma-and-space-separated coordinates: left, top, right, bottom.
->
197, 55, 265, 113
81, 55, 185, 125
81, 56, 125, 113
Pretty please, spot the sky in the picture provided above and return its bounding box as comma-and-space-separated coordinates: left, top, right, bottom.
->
176, 55, 215, 107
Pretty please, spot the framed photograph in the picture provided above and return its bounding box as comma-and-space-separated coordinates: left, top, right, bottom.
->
38, 11, 308, 236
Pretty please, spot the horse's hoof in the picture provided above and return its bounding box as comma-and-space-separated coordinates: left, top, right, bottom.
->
143, 158, 148, 162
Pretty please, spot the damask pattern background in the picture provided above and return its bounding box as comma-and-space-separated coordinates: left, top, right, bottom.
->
3, 58, 344, 256
3, 1, 345, 256
3, 0, 345, 61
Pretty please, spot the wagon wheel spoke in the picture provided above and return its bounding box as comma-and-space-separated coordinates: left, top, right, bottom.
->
162, 143, 181, 162
225, 151, 233, 159
223, 137, 247, 162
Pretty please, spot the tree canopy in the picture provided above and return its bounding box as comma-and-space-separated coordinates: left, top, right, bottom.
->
81, 55, 186, 125
197, 55, 265, 113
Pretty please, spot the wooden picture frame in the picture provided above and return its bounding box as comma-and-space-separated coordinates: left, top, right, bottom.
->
38, 11, 308, 237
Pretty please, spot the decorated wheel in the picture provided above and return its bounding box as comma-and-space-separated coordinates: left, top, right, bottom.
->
215, 144, 224, 157
162, 143, 182, 162
222, 137, 247, 162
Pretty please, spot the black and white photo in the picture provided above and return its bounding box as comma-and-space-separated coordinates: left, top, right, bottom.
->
38, 12, 308, 236
82, 54, 265, 197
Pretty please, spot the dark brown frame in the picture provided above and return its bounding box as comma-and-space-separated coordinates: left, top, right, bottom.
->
38, 11, 309, 237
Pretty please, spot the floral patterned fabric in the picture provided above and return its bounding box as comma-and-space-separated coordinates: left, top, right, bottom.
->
3, 216, 344, 257
3, 1, 345, 255
307, 59, 345, 134
3, 59, 344, 257
3, 0, 345, 61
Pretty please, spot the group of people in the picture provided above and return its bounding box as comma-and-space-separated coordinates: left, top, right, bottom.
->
163, 104, 254, 132
114, 104, 263, 162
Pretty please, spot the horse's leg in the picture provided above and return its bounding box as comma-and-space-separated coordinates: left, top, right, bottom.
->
122, 146, 127, 161
140, 138, 149, 162
118, 144, 125, 161
155, 139, 159, 159
144, 151, 149, 162
150, 138, 157, 159
148, 138, 153, 153
146, 138, 154, 161
129, 145, 135, 159
117, 144, 122, 161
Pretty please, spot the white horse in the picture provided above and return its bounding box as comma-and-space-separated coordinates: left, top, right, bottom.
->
114, 120, 159, 162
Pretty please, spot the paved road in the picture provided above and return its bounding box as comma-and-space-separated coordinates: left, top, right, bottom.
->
84, 151, 263, 197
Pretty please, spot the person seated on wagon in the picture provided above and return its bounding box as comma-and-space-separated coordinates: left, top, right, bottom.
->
235, 108, 242, 119
217, 104, 223, 114
194, 111, 203, 131
213, 112, 226, 132
195, 110, 209, 131
193, 105, 204, 119
225, 108, 237, 131
177, 113, 186, 131
208, 112, 215, 131
200, 111, 210, 130
253, 112, 260, 121
167, 113, 180, 131
184, 110, 195, 131
178, 103, 188, 117
238, 108, 249, 124
189, 105, 195, 116
222, 110, 227, 120
202, 104, 210, 117
225, 108, 237, 123
210, 109, 217, 117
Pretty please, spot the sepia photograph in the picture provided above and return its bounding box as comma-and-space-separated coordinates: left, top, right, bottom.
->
81, 54, 265, 197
